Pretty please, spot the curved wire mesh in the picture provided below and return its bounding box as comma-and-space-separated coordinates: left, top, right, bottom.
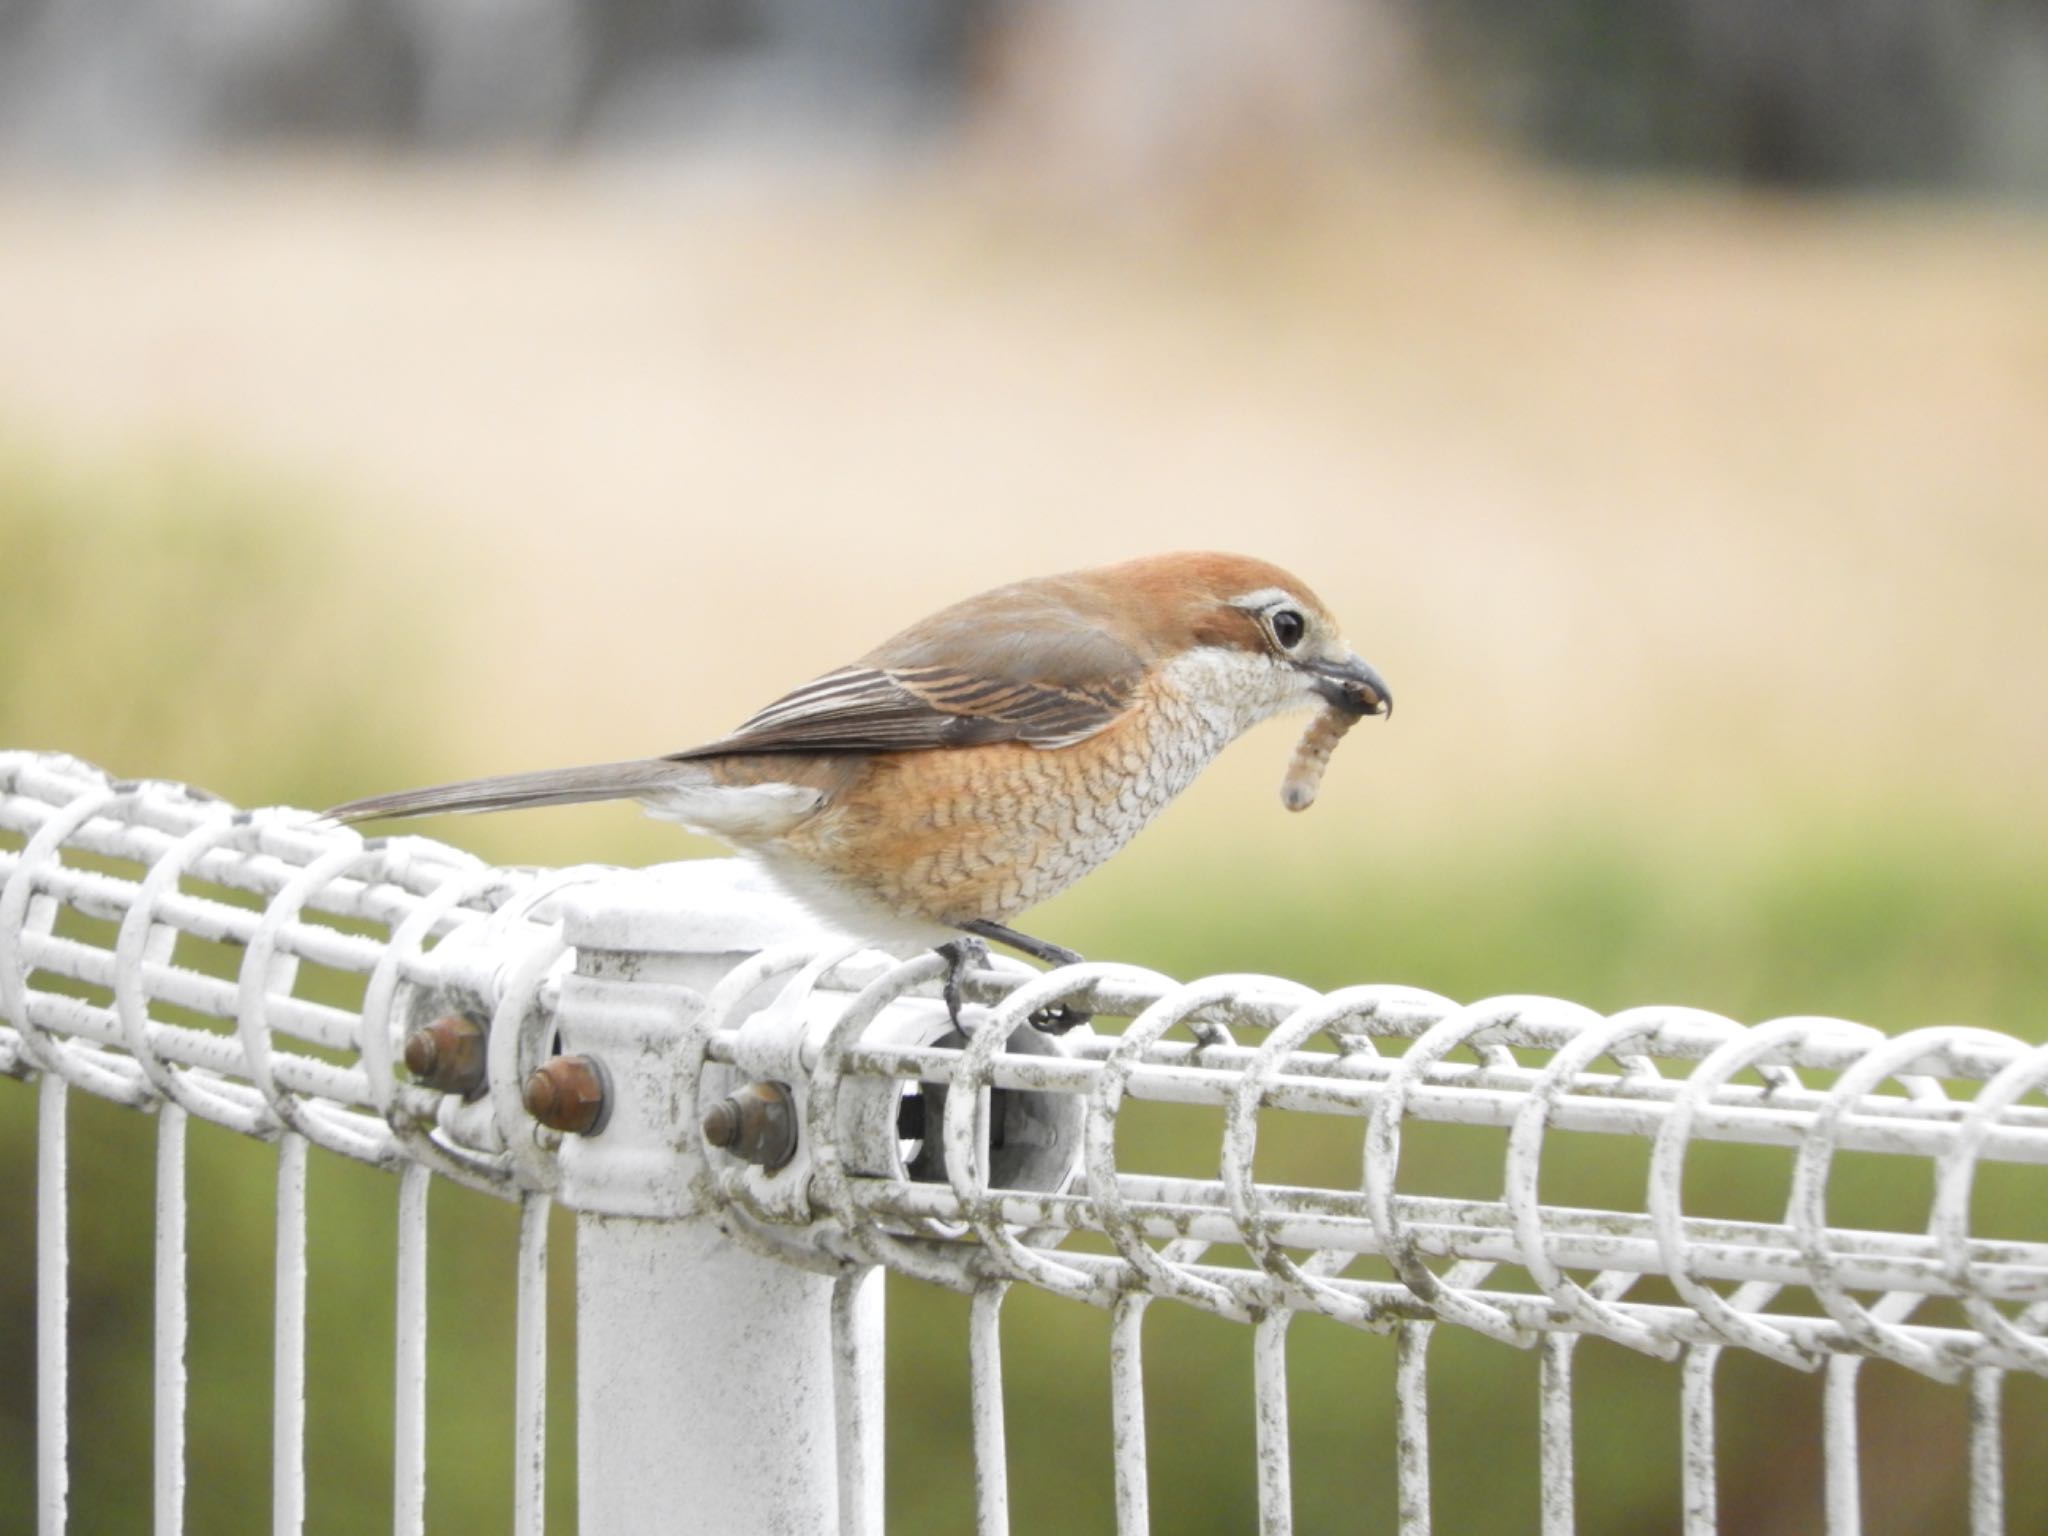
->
8, 750, 2048, 1534
0, 750, 606, 1197
690, 939, 2048, 1380
8, 749, 2048, 1367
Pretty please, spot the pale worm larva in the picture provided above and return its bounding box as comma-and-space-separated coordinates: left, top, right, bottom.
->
1280, 704, 1359, 812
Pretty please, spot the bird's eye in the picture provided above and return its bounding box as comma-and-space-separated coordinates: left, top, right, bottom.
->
1269, 608, 1307, 650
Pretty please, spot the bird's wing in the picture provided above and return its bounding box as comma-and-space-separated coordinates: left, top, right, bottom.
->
669, 663, 1138, 759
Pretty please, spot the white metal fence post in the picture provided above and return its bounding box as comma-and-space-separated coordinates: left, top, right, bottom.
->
553, 861, 879, 1536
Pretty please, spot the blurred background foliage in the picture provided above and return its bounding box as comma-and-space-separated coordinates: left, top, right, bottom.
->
3, 2, 2047, 1531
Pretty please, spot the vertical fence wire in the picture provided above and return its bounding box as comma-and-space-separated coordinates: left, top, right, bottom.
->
969, 1283, 1010, 1536
1538, 1332, 1576, 1536
831, 1267, 885, 1536
1969, 1367, 2004, 1536
393, 1162, 428, 1536
154, 1104, 188, 1536
1678, 1346, 1719, 1536
1252, 1310, 1293, 1536
1108, 1293, 1151, 1535
513, 1193, 550, 1536
273, 1132, 308, 1536
1393, 1322, 1433, 1536
37, 1071, 67, 1536
1823, 1356, 1862, 1536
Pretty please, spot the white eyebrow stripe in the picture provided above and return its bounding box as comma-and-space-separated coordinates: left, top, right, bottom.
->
1228, 587, 1301, 612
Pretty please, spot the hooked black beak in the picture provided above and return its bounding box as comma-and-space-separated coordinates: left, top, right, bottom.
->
1307, 655, 1392, 718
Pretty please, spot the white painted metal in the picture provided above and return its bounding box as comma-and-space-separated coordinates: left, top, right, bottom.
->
1970, 1367, 2004, 1536
1538, 1333, 1577, 1536
1109, 1294, 1151, 1535
554, 859, 880, 1536
37, 1072, 67, 1536
1251, 1310, 1293, 1536
1393, 1322, 1432, 1536
513, 1194, 550, 1536
831, 1268, 886, 1536
969, 1285, 1011, 1536
274, 1133, 307, 1536
155, 1104, 188, 1536
9, 751, 2048, 1535
1678, 1346, 1719, 1536
575, 1216, 851, 1535
393, 1162, 428, 1536
1824, 1356, 1862, 1534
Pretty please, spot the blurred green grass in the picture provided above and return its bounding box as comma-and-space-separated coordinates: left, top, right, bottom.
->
0, 442, 442, 811
4, 444, 2045, 1533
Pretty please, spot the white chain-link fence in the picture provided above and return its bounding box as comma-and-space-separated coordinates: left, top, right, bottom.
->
5, 750, 2046, 1533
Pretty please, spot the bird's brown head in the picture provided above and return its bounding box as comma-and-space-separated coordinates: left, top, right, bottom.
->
1083, 552, 1392, 722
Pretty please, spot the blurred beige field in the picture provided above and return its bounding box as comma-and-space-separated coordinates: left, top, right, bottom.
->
2, 154, 2044, 871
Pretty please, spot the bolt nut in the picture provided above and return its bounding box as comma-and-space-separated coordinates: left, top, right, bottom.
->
402, 1014, 488, 1098
523, 1055, 610, 1136
701, 1080, 798, 1171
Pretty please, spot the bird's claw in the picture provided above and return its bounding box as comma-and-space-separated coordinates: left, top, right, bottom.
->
977, 928, 1091, 1032
1026, 1000, 1091, 1034
936, 930, 1093, 1033
938, 936, 989, 1031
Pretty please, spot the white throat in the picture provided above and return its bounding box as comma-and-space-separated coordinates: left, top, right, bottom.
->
1155, 646, 1316, 747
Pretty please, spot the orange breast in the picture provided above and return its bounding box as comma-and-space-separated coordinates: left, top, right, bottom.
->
767, 700, 1220, 924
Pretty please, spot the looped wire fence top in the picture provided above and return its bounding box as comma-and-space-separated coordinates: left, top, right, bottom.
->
9, 749, 2048, 1536
0, 751, 607, 1195
6, 747, 2047, 1378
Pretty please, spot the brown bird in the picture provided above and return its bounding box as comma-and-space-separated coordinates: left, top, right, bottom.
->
331, 552, 1389, 1025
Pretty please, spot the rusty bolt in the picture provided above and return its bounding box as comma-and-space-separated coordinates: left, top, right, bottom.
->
523, 1055, 610, 1135
701, 1080, 798, 1171
402, 1014, 488, 1099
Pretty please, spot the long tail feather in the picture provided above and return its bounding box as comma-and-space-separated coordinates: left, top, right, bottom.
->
328, 758, 693, 823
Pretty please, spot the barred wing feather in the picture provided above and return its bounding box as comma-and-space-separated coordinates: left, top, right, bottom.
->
668, 664, 1135, 759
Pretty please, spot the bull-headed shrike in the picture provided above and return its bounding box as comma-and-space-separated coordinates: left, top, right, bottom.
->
333, 552, 1390, 1025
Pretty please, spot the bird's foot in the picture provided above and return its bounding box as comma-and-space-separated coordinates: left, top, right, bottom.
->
936, 936, 990, 1032
1024, 1000, 1090, 1033
956, 920, 1092, 1033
